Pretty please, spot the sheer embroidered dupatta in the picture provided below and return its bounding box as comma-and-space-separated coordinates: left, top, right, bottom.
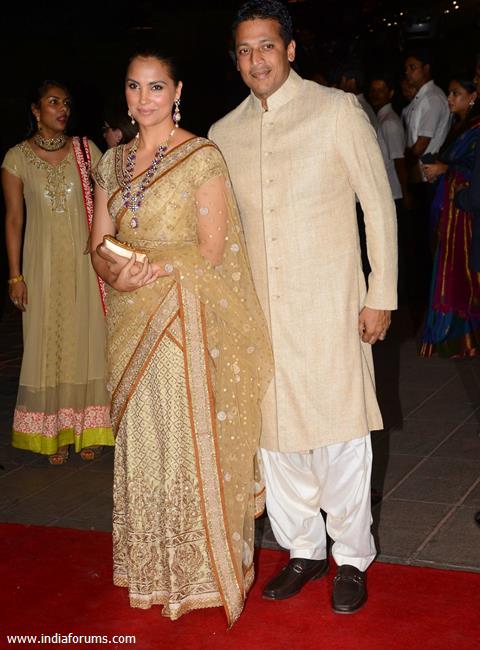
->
98, 138, 273, 624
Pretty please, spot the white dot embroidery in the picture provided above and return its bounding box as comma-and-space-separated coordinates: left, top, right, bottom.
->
217, 411, 227, 421
230, 243, 240, 253
210, 348, 220, 359
199, 206, 209, 216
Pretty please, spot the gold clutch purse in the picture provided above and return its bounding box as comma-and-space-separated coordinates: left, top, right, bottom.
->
103, 235, 147, 263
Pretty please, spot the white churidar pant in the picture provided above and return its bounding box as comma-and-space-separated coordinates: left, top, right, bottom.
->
260, 435, 376, 572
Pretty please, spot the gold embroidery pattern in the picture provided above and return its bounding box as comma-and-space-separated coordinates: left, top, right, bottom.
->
110, 284, 179, 430
20, 141, 71, 212
112, 334, 222, 620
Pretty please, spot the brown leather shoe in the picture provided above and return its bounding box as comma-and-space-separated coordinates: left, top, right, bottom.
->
262, 558, 329, 600
332, 564, 367, 613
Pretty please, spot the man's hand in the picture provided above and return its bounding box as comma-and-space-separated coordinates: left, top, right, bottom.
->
358, 307, 391, 344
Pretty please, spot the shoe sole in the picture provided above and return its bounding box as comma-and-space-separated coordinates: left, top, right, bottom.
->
262, 563, 329, 601
332, 596, 367, 614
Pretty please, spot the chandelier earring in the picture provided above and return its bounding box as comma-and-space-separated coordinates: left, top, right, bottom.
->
128, 110, 136, 125
173, 98, 181, 128
36, 115, 42, 132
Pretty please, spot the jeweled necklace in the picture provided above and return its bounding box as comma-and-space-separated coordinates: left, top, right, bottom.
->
34, 132, 67, 151
122, 128, 175, 229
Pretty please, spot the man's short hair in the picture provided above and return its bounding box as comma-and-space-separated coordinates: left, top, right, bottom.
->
232, 0, 294, 47
405, 47, 433, 68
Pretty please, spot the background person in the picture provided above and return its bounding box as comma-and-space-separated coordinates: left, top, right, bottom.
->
101, 99, 138, 148
420, 77, 480, 358
1, 80, 113, 465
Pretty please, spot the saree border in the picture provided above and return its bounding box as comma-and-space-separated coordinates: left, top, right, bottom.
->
178, 284, 244, 627
72, 136, 107, 315
108, 138, 219, 229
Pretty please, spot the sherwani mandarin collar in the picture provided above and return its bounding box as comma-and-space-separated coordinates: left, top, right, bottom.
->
249, 68, 303, 112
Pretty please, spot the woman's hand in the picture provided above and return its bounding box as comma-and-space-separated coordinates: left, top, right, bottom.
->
422, 162, 447, 183
9, 279, 27, 311
96, 243, 135, 278
110, 254, 161, 292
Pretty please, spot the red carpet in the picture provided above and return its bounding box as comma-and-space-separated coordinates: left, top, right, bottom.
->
1, 523, 479, 650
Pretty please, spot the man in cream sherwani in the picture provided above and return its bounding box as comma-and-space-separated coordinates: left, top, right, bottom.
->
209, 0, 397, 614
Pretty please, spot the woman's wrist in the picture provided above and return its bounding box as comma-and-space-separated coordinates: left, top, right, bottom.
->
8, 274, 24, 284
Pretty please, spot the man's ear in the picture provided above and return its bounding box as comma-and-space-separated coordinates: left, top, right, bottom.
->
287, 40, 296, 63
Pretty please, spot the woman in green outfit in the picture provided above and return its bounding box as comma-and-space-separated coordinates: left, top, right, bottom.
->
1, 80, 114, 464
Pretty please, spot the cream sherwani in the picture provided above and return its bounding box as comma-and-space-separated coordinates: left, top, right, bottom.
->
209, 70, 397, 454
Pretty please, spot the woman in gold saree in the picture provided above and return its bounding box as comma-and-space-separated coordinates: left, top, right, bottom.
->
91, 51, 272, 625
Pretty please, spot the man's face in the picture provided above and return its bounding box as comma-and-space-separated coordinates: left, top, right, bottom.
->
235, 18, 295, 105
369, 80, 393, 111
404, 57, 430, 89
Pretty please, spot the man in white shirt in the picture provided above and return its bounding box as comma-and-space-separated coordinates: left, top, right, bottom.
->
369, 75, 407, 202
404, 49, 450, 176
403, 49, 450, 300
370, 74, 410, 302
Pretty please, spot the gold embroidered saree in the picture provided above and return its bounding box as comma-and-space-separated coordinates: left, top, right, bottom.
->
94, 137, 273, 625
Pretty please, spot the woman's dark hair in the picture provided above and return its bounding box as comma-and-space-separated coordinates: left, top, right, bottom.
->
126, 50, 181, 86
26, 79, 72, 137
103, 100, 138, 144
232, 0, 294, 47
441, 76, 480, 153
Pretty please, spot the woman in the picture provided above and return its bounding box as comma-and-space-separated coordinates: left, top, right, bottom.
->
1, 80, 114, 464
420, 77, 480, 357
91, 51, 273, 625
102, 99, 138, 148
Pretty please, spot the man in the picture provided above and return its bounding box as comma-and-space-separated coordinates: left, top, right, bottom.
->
369, 74, 410, 301
403, 49, 450, 301
404, 49, 450, 179
369, 75, 408, 203
209, 0, 397, 614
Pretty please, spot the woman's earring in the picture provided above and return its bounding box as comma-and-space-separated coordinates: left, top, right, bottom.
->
36, 115, 42, 132
173, 98, 181, 128
128, 110, 135, 125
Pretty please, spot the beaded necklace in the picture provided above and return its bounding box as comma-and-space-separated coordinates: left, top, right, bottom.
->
122, 128, 175, 229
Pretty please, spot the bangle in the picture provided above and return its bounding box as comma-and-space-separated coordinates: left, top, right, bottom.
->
8, 274, 24, 284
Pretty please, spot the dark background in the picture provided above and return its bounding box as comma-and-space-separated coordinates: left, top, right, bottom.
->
1, 0, 479, 151
1, 0, 479, 284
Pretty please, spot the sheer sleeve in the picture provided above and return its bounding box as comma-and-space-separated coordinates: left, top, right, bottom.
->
195, 174, 228, 266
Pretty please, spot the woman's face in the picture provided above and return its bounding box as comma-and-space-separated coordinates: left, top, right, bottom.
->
125, 56, 182, 129
32, 85, 71, 134
447, 80, 477, 118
